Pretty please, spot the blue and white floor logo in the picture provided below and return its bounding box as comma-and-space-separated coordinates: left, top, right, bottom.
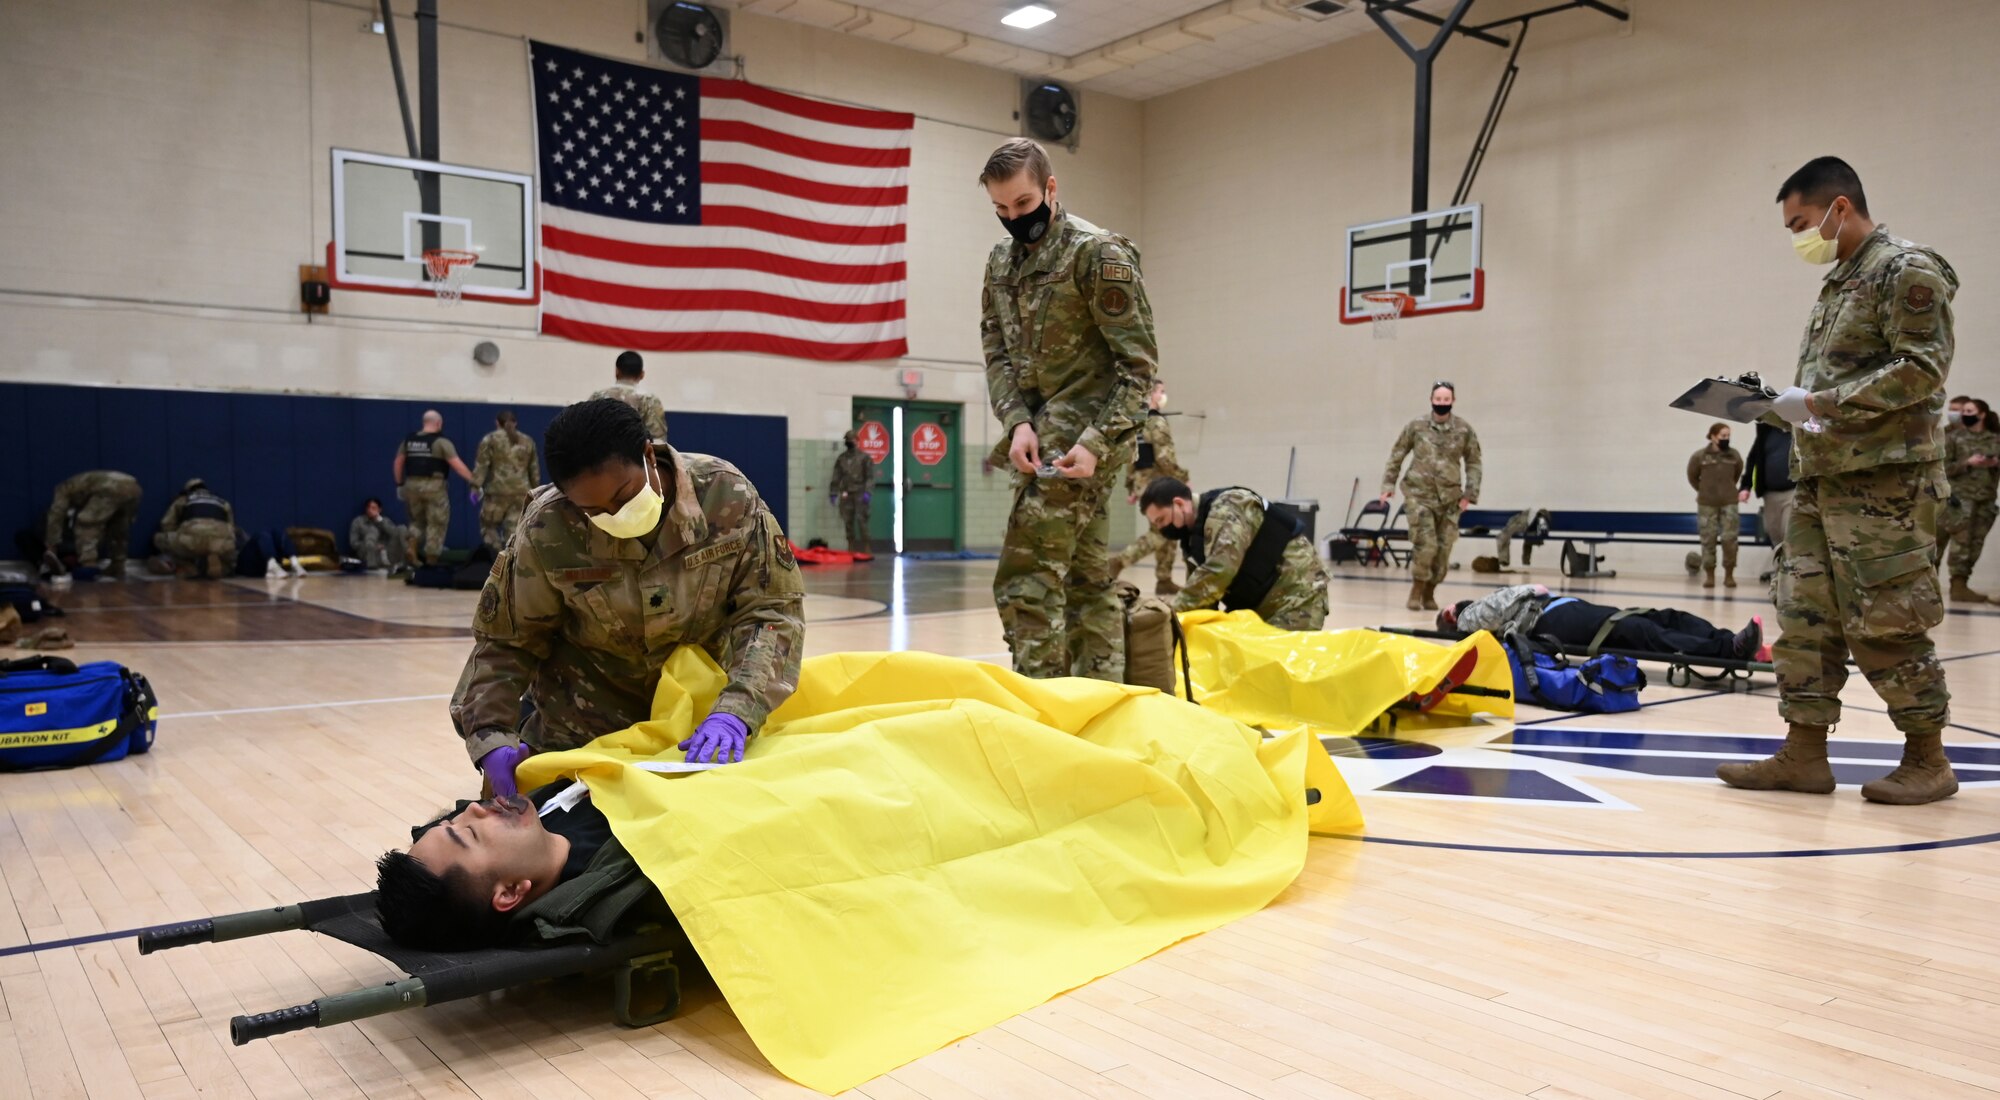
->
1324, 727, 2000, 809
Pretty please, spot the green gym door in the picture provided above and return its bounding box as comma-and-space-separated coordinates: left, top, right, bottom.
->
851, 400, 962, 553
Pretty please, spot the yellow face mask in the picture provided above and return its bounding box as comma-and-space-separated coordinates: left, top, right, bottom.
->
1793, 204, 1844, 265
589, 458, 664, 539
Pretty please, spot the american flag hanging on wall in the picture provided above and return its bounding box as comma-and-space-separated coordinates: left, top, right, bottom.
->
529, 41, 912, 361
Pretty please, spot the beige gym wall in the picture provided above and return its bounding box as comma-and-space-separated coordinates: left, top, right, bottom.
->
0, 0, 1146, 548
1141, 0, 2000, 582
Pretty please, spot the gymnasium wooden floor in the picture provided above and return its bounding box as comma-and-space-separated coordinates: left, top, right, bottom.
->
4, 555, 1999, 1099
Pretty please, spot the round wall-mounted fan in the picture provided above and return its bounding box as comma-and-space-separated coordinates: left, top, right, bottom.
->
1023, 82, 1078, 144
656, 1, 724, 71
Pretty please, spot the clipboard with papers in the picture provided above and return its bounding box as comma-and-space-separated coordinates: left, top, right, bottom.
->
1669, 373, 1778, 423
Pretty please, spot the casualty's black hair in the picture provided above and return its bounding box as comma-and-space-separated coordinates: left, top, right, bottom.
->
1776, 156, 1869, 217
1139, 476, 1192, 512
545, 398, 649, 487
373, 850, 513, 951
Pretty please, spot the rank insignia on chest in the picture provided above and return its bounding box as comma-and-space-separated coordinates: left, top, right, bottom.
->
647, 587, 670, 610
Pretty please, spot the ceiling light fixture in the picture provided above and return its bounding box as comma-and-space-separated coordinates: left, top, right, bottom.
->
1001, 4, 1057, 30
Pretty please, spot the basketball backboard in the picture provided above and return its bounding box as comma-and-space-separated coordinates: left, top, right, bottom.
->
328, 148, 538, 303
1340, 203, 1483, 324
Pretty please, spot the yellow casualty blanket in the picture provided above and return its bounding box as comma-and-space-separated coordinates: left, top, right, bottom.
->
516, 648, 1359, 1094
1178, 610, 1515, 736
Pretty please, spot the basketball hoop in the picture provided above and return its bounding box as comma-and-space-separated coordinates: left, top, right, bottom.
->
1361, 291, 1414, 340
422, 248, 480, 304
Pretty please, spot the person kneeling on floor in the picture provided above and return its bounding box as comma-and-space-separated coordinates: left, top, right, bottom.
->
376, 787, 663, 950
1138, 477, 1328, 630
1440, 583, 1767, 662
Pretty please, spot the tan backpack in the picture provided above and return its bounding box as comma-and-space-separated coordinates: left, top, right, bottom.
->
1118, 581, 1191, 699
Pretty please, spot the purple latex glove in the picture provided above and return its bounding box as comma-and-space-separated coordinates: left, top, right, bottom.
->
469, 488, 484, 505
862, 492, 872, 503
679, 712, 749, 764
479, 743, 532, 797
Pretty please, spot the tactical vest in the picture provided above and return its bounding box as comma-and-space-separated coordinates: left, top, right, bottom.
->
402, 432, 446, 479
1178, 488, 1305, 613
180, 489, 228, 523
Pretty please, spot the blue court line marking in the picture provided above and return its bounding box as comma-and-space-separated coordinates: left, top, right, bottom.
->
1318, 831, 2000, 859
1515, 688, 1736, 726
0, 923, 175, 959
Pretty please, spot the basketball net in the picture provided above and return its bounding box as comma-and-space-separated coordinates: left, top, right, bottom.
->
1362, 291, 1413, 340
422, 248, 480, 305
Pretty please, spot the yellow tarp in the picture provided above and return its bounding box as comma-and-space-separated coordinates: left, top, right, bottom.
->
516, 648, 1359, 1094
1178, 610, 1515, 737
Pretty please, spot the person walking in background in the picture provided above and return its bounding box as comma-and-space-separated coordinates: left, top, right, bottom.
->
1689, 422, 1745, 588
394, 409, 476, 567
1942, 396, 1998, 603
1380, 382, 1481, 611
827, 431, 875, 555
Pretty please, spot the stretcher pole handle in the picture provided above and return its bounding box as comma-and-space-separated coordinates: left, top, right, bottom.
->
137, 920, 214, 955
138, 905, 307, 954
231, 978, 426, 1045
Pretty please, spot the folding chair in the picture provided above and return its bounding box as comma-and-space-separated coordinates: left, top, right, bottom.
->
1336, 499, 1409, 567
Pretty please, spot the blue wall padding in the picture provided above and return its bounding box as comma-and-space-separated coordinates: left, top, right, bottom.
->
0, 383, 787, 557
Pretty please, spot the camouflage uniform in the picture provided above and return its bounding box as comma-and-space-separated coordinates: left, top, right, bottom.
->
1723, 225, 1957, 805
1109, 411, 1187, 588
1688, 444, 1746, 577
982, 207, 1157, 681
398, 433, 459, 563
153, 481, 236, 575
1942, 426, 1997, 583
1493, 507, 1548, 569
828, 443, 875, 553
1172, 489, 1327, 630
1381, 416, 1482, 584
348, 513, 407, 570
45, 470, 142, 573
451, 447, 805, 765
474, 427, 540, 552
591, 381, 668, 444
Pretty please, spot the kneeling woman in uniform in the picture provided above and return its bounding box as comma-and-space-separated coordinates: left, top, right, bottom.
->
451, 398, 806, 792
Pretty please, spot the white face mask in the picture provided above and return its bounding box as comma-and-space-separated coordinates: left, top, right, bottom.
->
1792, 204, 1844, 265
588, 457, 663, 539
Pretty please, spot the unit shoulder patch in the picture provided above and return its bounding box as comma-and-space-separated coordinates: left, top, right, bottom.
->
1098, 286, 1131, 318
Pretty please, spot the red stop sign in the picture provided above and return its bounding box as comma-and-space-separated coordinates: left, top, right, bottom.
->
855, 420, 891, 463
911, 422, 948, 466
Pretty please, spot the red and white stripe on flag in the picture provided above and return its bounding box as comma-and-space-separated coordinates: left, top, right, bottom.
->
531, 42, 913, 362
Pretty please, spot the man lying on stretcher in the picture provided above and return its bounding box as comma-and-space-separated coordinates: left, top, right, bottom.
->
375, 785, 661, 950
1439, 583, 1769, 661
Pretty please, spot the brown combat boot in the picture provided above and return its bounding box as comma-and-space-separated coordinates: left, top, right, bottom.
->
1702, 568, 1716, 589
1860, 733, 1958, 805
1420, 581, 1439, 611
1716, 724, 1835, 794
1724, 568, 1737, 588
1155, 578, 1181, 597
1405, 579, 1425, 611
1948, 577, 1991, 603
205, 552, 224, 579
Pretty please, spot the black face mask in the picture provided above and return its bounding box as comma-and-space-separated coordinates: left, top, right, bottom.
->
1716, 439, 1732, 450
1158, 523, 1188, 541
1432, 404, 1453, 418
1966, 413, 1982, 427
998, 196, 1053, 245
